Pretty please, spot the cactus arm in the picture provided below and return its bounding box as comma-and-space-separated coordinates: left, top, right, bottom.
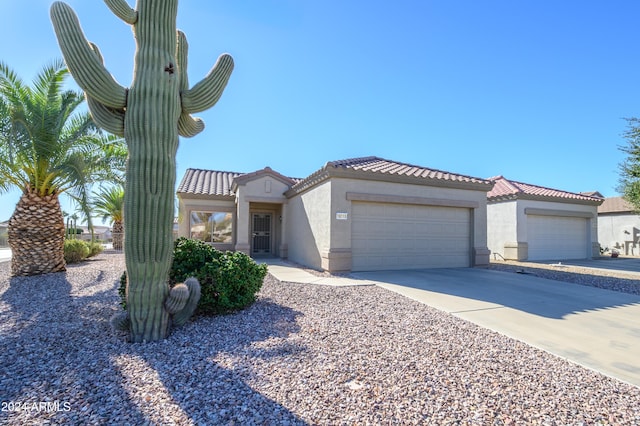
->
164, 283, 189, 314
104, 0, 138, 25
175, 31, 205, 137
178, 114, 205, 138
109, 311, 131, 332
177, 31, 189, 92
85, 42, 125, 135
50, 1, 127, 109
181, 53, 234, 114
172, 277, 201, 326
87, 95, 125, 136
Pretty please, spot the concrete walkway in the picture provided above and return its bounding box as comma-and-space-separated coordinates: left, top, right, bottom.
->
262, 259, 375, 287
265, 260, 640, 388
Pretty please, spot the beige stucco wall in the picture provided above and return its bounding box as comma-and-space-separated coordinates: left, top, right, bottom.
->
598, 213, 640, 255
286, 180, 332, 270
487, 201, 518, 260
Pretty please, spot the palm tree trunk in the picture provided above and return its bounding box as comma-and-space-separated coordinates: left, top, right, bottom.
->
8, 191, 66, 276
112, 220, 124, 250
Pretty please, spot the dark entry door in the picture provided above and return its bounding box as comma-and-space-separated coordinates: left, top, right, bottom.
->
252, 214, 271, 255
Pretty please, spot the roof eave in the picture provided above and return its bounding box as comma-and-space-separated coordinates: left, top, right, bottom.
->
177, 192, 235, 201
286, 166, 494, 198
489, 193, 603, 206
231, 168, 296, 192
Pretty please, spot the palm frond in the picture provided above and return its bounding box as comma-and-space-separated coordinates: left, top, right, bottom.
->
92, 185, 125, 224
0, 60, 125, 201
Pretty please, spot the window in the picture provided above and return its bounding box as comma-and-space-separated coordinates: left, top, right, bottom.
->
190, 211, 233, 243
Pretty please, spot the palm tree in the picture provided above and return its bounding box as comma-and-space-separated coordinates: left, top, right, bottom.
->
93, 185, 124, 250
0, 60, 125, 276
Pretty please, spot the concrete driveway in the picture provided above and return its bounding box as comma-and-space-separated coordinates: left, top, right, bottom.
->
352, 267, 640, 388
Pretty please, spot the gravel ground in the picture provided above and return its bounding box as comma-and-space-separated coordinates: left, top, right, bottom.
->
488, 259, 640, 296
1, 252, 639, 425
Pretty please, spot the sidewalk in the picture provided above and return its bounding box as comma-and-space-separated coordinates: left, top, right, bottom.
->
0, 249, 11, 263
262, 259, 374, 287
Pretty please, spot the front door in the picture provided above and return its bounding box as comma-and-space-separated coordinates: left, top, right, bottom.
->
252, 213, 272, 255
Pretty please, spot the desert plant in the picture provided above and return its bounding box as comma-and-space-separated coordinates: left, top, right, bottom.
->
64, 239, 90, 263
197, 251, 267, 315
119, 238, 267, 315
87, 241, 104, 258
92, 185, 124, 250
169, 238, 267, 314
51, 0, 233, 342
0, 60, 125, 276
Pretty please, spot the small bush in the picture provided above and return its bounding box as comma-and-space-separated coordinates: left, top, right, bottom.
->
64, 239, 90, 264
118, 238, 268, 315
170, 237, 222, 282
202, 251, 267, 315
87, 241, 104, 258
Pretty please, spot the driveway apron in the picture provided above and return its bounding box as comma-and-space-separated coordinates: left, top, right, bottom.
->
353, 268, 640, 388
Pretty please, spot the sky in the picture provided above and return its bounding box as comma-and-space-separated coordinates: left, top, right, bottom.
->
1, 0, 639, 223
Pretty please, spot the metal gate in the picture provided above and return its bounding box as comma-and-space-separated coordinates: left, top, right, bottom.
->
252, 213, 271, 255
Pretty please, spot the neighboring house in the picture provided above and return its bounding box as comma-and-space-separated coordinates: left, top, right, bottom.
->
177, 156, 494, 272
75, 225, 112, 242
0, 220, 7, 248
487, 176, 603, 261
598, 196, 640, 255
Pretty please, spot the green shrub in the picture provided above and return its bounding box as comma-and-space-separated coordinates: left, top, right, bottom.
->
65, 227, 83, 236
87, 241, 104, 258
118, 237, 268, 315
169, 237, 222, 282
203, 251, 267, 314
64, 239, 90, 263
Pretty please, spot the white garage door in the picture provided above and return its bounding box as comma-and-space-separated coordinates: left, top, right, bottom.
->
351, 202, 471, 271
527, 215, 588, 261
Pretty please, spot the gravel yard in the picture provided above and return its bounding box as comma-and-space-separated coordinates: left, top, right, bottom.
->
1, 252, 639, 425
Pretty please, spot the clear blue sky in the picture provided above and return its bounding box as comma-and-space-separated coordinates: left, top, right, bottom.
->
1, 1, 639, 223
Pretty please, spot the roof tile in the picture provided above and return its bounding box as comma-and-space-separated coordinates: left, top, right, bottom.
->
177, 169, 243, 197
598, 196, 635, 214
487, 176, 602, 203
328, 156, 491, 185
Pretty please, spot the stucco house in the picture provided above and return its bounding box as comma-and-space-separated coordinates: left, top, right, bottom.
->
177, 156, 494, 272
598, 196, 640, 255
0, 220, 7, 248
486, 176, 603, 261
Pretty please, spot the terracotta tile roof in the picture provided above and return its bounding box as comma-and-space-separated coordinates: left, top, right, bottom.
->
177, 168, 243, 197
326, 156, 492, 185
580, 191, 604, 198
487, 176, 603, 204
598, 196, 636, 214
232, 166, 297, 186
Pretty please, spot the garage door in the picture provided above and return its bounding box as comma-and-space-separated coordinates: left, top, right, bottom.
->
351, 202, 471, 271
527, 215, 588, 261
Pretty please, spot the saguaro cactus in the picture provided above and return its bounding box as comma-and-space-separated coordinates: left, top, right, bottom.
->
51, 0, 233, 342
